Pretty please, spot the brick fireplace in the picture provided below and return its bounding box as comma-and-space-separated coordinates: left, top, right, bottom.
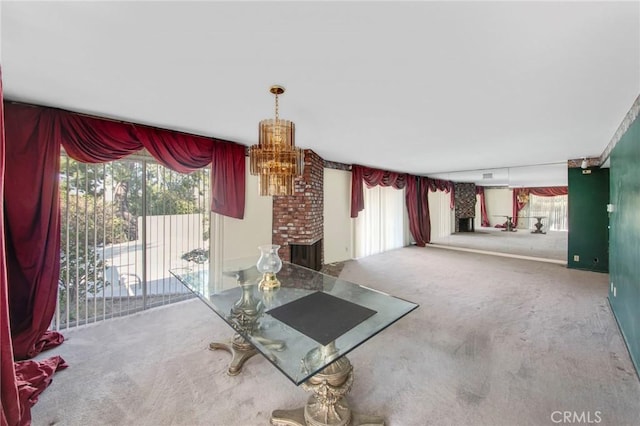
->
454, 182, 476, 232
272, 150, 324, 270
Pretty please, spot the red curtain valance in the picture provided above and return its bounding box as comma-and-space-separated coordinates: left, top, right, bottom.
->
428, 178, 455, 210
350, 165, 408, 218
526, 186, 568, 197
42, 104, 247, 217
132, 125, 214, 173
57, 111, 143, 162
427, 178, 452, 193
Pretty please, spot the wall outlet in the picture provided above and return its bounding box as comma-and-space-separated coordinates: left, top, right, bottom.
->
613, 287, 617, 297
573, 255, 580, 262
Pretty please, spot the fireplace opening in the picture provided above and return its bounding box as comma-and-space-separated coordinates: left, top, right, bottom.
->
457, 217, 475, 232
290, 239, 323, 271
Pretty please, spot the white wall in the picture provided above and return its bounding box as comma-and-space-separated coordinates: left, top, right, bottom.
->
222, 158, 273, 260
484, 187, 513, 227
220, 164, 354, 264
323, 168, 353, 263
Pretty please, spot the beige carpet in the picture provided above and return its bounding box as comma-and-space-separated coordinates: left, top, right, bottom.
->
430, 228, 568, 262
32, 246, 639, 425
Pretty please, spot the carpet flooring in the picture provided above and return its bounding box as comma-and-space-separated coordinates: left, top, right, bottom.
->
430, 228, 568, 262
32, 246, 639, 425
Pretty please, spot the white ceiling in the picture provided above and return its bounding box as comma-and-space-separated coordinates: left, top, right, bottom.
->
2, 1, 639, 187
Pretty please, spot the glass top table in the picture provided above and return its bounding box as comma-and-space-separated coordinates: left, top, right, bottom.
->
170, 258, 417, 385
170, 257, 418, 426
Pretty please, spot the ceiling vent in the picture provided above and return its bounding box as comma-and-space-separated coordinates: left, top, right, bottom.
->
482, 173, 493, 179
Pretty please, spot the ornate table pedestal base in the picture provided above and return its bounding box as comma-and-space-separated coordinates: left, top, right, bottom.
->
209, 333, 258, 376
531, 217, 546, 234
271, 356, 384, 426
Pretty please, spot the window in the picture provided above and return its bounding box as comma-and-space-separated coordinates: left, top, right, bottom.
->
528, 194, 568, 231
55, 153, 210, 329
355, 185, 410, 258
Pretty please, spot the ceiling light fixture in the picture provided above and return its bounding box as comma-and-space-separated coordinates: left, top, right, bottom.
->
581, 158, 588, 169
250, 85, 303, 196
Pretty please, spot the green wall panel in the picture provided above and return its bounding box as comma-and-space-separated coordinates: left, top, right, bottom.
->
609, 115, 640, 375
567, 167, 610, 272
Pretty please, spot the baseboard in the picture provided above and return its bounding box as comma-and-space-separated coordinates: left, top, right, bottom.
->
427, 243, 567, 265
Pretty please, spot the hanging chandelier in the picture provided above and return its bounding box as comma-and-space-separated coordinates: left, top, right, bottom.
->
250, 85, 304, 196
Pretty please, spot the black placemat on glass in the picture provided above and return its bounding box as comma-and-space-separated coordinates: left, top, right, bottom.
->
266, 291, 377, 346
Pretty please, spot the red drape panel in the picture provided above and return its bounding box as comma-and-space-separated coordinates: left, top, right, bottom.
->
350, 165, 364, 218
406, 176, 431, 246
512, 189, 525, 227
476, 186, 490, 227
211, 142, 246, 219
350, 165, 408, 218
14, 356, 67, 426
1, 70, 68, 426
1, 66, 22, 426
4, 106, 65, 360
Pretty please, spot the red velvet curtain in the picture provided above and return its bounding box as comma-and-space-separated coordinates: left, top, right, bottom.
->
3, 106, 65, 360
511, 186, 568, 226
55, 107, 247, 219
13, 356, 67, 425
0, 65, 21, 426
512, 189, 526, 227
406, 176, 431, 246
351, 165, 434, 246
2, 102, 247, 363
24, 104, 247, 220
350, 165, 408, 218
211, 142, 246, 219
1, 70, 68, 426
132, 125, 213, 173
475, 186, 490, 227
56, 112, 142, 162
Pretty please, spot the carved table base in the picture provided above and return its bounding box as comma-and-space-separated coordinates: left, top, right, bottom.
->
531, 217, 546, 234
209, 333, 258, 376
270, 356, 384, 426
